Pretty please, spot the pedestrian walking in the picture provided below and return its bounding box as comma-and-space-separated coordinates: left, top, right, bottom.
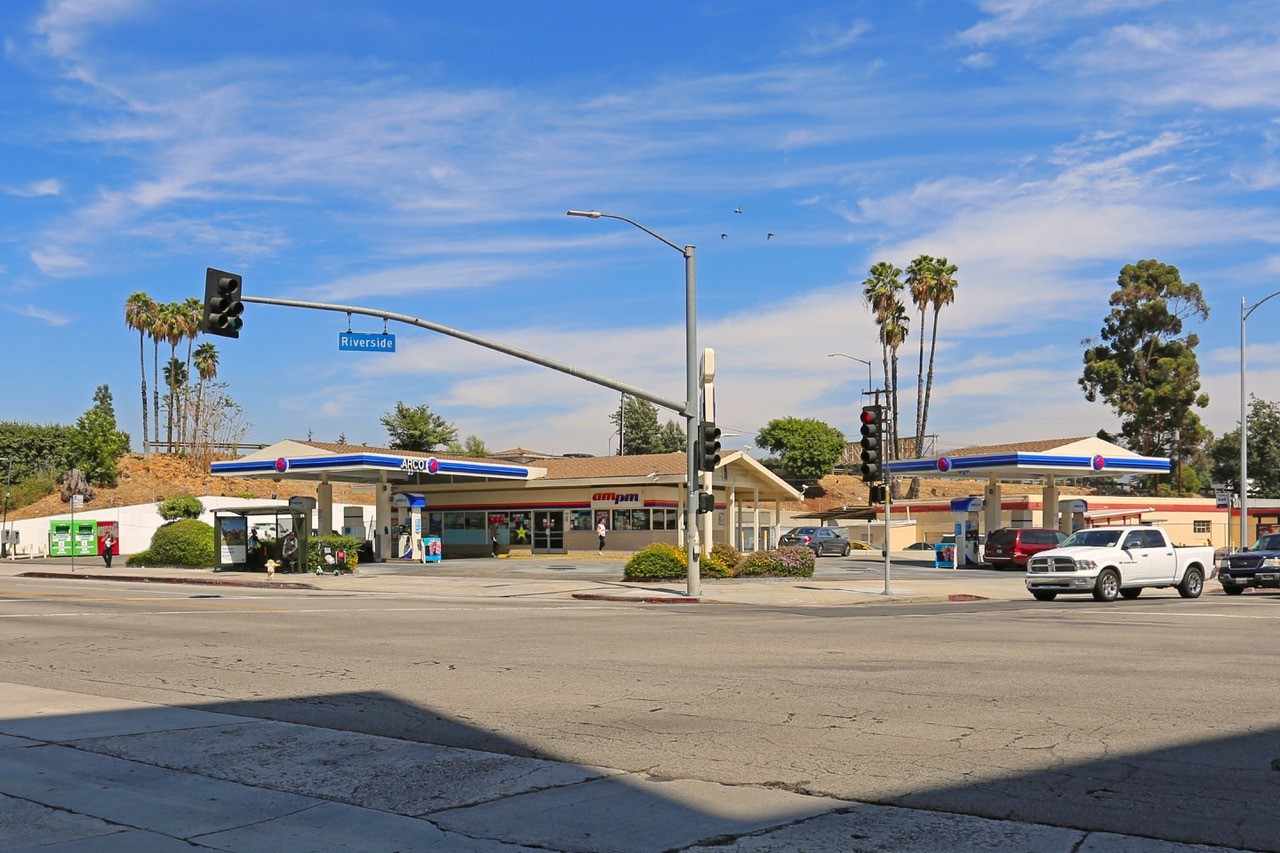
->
491, 530, 500, 558
596, 516, 608, 554
101, 531, 116, 568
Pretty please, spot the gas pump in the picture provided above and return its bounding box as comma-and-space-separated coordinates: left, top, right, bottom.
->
1059, 499, 1088, 533
952, 497, 983, 567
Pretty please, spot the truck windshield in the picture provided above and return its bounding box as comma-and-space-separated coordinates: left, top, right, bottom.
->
1061, 529, 1122, 548
1247, 534, 1280, 551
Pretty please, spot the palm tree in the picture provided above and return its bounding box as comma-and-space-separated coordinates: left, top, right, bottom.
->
159, 302, 186, 449
192, 342, 219, 442
905, 255, 937, 444
123, 292, 157, 454
861, 261, 904, 408
920, 257, 958, 455
177, 297, 203, 446
149, 302, 174, 449
880, 302, 911, 468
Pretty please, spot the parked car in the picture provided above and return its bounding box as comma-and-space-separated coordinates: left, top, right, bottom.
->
984, 527, 1067, 569
780, 526, 851, 557
1217, 532, 1280, 594
1024, 526, 1214, 602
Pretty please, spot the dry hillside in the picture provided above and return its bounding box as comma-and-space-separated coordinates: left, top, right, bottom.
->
8, 454, 374, 521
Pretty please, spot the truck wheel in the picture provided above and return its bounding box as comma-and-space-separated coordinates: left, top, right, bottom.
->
1119, 587, 1142, 600
1222, 585, 1245, 596
1092, 569, 1120, 602
1177, 567, 1204, 599
1031, 591, 1057, 601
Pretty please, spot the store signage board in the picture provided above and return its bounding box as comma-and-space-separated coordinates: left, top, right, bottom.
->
339, 332, 396, 352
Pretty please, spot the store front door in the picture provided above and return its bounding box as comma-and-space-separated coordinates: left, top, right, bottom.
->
532, 510, 565, 553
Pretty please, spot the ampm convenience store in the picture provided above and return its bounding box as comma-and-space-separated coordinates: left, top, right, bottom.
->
212, 440, 799, 560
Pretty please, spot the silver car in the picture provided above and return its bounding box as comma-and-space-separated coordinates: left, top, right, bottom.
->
779, 526, 851, 557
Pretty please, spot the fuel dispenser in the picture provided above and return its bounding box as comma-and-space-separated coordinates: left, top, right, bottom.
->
945, 497, 984, 568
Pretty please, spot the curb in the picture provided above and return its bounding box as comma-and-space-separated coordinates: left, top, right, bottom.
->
571, 593, 701, 604
17, 572, 317, 590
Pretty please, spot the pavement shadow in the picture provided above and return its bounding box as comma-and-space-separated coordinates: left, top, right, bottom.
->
0, 688, 839, 851
3, 686, 1278, 850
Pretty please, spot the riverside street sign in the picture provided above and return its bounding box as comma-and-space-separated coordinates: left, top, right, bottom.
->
339, 332, 396, 352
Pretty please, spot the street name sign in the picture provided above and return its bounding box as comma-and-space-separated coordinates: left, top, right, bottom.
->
339, 332, 396, 352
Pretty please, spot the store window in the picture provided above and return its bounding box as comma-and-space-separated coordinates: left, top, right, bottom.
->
652, 508, 678, 530
569, 510, 594, 531
613, 508, 650, 530
1193, 520, 1210, 534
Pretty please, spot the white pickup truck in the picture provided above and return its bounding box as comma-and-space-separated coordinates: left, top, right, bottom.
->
1024, 526, 1215, 602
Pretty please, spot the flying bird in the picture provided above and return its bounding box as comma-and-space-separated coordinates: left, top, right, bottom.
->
767, 232, 775, 240
734, 206, 742, 214
721, 233, 728, 239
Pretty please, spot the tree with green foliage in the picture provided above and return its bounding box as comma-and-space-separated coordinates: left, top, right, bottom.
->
447, 434, 491, 457
1210, 396, 1280, 498
754, 417, 846, 482
157, 493, 205, 521
380, 402, 458, 452
1080, 260, 1210, 459
66, 385, 131, 487
610, 396, 684, 455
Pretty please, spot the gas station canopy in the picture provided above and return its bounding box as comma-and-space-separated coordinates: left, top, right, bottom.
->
885, 436, 1169, 480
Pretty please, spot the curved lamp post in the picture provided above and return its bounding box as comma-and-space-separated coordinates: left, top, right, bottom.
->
568, 209, 701, 596
827, 352, 873, 398
1240, 291, 1280, 547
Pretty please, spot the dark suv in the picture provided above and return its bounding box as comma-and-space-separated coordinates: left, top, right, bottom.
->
984, 527, 1066, 569
780, 526, 851, 557
1218, 532, 1280, 594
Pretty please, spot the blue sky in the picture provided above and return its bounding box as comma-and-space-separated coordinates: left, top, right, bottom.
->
3, 0, 1279, 458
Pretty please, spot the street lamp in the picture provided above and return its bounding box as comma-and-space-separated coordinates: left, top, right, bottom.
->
568, 209, 701, 596
827, 352, 873, 398
1240, 291, 1280, 548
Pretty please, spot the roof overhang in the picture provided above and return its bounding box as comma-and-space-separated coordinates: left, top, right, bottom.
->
211, 440, 543, 484
885, 437, 1169, 480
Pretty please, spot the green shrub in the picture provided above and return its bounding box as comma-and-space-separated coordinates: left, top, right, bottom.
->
126, 519, 214, 567
701, 541, 742, 579
737, 545, 815, 578
7, 469, 59, 510
623, 542, 688, 580
157, 493, 204, 521
308, 535, 360, 573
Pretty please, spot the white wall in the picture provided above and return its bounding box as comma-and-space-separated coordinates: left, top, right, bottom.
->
5, 497, 373, 556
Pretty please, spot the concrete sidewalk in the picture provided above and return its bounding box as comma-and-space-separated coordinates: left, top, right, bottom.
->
0, 681, 1241, 852
1, 553, 1036, 607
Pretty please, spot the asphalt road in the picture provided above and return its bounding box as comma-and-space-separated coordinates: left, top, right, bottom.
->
1, 571, 1278, 850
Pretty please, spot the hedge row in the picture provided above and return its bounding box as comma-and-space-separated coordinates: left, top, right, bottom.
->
622, 542, 814, 581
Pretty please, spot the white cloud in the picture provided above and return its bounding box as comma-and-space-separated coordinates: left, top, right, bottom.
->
5, 179, 62, 197
30, 247, 86, 276
795, 19, 872, 56
957, 0, 1167, 46
13, 303, 73, 326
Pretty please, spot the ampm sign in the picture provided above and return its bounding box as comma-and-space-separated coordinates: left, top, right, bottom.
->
339, 332, 396, 352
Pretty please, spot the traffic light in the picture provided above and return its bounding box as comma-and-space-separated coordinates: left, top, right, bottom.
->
698, 420, 722, 472
859, 404, 884, 483
869, 484, 887, 504
203, 268, 244, 338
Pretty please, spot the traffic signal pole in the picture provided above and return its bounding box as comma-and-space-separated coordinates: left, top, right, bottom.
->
239, 295, 687, 416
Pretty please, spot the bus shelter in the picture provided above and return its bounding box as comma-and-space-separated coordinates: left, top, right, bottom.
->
211, 505, 309, 573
